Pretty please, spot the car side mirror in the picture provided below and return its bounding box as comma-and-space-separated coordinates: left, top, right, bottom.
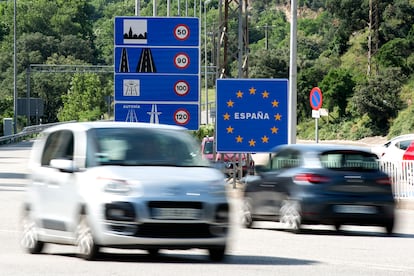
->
49, 159, 78, 173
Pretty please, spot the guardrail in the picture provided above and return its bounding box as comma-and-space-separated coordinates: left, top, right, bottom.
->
0, 121, 76, 145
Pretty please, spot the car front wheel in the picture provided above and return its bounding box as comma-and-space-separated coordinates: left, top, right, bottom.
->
76, 215, 100, 260
280, 200, 302, 233
20, 208, 45, 254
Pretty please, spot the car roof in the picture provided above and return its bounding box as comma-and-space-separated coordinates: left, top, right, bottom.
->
41, 121, 187, 133
388, 134, 414, 142
271, 143, 373, 154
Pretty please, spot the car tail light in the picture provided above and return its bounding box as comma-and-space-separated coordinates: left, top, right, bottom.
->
376, 177, 392, 185
294, 173, 330, 184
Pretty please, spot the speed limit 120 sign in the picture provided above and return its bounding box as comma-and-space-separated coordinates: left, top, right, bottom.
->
174, 108, 191, 125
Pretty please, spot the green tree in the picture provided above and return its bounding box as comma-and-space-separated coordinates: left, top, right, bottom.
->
319, 68, 355, 118
350, 68, 405, 134
58, 73, 107, 122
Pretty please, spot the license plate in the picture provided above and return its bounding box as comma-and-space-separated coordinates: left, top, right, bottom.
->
334, 205, 377, 214
152, 208, 201, 220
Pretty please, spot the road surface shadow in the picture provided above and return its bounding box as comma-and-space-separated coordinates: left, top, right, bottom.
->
51, 251, 319, 265
251, 225, 414, 238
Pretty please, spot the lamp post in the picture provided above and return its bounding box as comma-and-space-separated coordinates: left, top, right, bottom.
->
204, 0, 211, 125
13, 0, 17, 133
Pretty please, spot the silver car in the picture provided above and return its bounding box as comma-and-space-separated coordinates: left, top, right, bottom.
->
21, 121, 230, 261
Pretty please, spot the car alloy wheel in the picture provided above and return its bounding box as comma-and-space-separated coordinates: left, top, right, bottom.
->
76, 215, 99, 260
20, 208, 44, 254
280, 200, 302, 233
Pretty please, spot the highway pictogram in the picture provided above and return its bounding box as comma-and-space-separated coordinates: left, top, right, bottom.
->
137, 48, 157, 73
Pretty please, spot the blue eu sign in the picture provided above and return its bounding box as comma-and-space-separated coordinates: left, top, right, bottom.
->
216, 79, 289, 153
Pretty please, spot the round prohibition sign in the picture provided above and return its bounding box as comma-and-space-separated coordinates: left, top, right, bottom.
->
174, 108, 191, 125
174, 24, 190, 41
309, 87, 323, 110
174, 80, 190, 96
174, 53, 190, 69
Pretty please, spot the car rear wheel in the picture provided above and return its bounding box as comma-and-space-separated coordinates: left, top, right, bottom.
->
384, 220, 394, 235
280, 200, 302, 233
20, 208, 45, 254
241, 198, 254, 228
208, 246, 226, 262
76, 215, 100, 260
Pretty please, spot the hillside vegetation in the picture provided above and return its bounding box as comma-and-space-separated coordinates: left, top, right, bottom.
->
0, 0, 413, 141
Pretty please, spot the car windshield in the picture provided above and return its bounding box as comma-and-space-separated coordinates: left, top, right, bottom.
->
319, 150, 380, 171
87, 127, 210, 167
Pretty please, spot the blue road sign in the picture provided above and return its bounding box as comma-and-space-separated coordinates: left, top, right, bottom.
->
115, 17, 199, 46
115, 75, 199, 102
114, 16, 200, 130
216, 79, 289, 153
115, 103, 199, 130
114, 47, 199, 74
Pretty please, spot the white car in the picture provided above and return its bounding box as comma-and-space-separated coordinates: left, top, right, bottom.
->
372, 134, 414, 161
21, 121, 230, 261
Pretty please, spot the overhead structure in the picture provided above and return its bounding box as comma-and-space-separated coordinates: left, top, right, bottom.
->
216, 0, 249, 79
367, 0, 379, 76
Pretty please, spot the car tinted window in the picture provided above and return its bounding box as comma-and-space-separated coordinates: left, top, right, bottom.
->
396, 140, 413, 150
269, 149, 300, 170
87, 128, 209, 167
319, 150, 379, 170
41, 130, 74, 166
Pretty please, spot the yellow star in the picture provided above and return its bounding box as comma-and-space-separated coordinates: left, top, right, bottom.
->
261, 136, 269, 143
262, 90, 269, 98
236, 135, 243, 143
226, 126, 234, 133
272, 100, 279, 107
223, 113, 230, 120
236, 90, 243, 98
249, 139, 256, 147
274, 113, 282, 120
227, 99, 234, 107
271, 126, 279, 134
249, 87, 256, 94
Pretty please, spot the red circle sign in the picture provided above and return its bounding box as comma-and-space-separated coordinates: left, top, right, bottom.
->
310, 87, 323, 110
173, 109, 190, 125
174, 24, 190, 41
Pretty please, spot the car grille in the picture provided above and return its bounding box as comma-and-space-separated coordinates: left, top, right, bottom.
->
134, 222, 227, 238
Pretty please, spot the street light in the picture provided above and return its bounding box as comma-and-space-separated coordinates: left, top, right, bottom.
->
13, 0, 17, 133
204, 0, 211, 124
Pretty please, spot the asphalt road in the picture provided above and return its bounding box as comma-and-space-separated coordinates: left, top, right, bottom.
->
2, 141, 414, 275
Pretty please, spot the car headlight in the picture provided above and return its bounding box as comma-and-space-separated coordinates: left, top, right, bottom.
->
98, 177, 131, 194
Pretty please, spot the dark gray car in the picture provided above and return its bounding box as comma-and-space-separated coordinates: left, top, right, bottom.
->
242, 143, 396, 234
